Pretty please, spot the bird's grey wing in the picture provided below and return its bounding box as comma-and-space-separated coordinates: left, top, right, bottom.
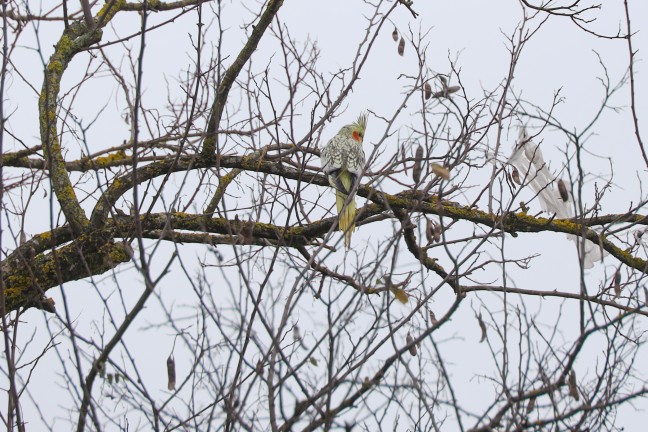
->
345, 145, 366, 189
327, 170, 352, 195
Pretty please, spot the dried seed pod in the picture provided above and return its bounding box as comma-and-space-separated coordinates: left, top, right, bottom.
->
392, 27, 398, 42
511, 167, 521, 185
362, 377, 371, 388
431, 163, 450, 180
400, 144, 409, 175
406, 333, 417, 357
613, 270, 622, 299
425, 218, 434, 244
256, 360, 264, 376
412, 145, 424, 183
568, 370, 579, 400
476, 312, 487, 343
293, 324, 306, 348
398, 37, 405, 56
557, 179, 569, 202
167, 354, 176, 390
525, 396, 536, 414
429, 309, 438, 324
424, 82, 432, 100
122, 241, 135, 259
432, 221, 442, 243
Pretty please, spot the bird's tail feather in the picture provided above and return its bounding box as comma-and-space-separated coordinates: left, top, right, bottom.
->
335, 171, 356, 249
336, 191, 356, 249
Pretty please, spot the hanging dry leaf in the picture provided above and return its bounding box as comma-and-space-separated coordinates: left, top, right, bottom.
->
432, 221, 441, 243
525, 396, 536, 414
293, 324, 307, 348
644, 287, 648, 306
390, 286, 409, 304
412, 145, 423, 183
613, 270, 622, 299
424, 82, 432, 100
406, 333, 417, 357
511, 167, 521, 185
398, 37, 405, 56
167, 354, 176, 390
425, 218, 434, 244
429, 309, 438, 324
476, 312, 487, 343
256, 360, 264, 376
568, 370, 579, 400
557, 179, 569, 202
392, 27, 398, 42
122, 241, 134, 259
309, 357, 318, 366
431, 163, 450, 180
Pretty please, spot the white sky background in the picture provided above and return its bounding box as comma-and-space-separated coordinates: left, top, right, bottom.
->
2, 0, 648, 430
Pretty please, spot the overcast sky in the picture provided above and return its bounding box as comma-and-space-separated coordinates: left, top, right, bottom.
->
3, 0, 648, 430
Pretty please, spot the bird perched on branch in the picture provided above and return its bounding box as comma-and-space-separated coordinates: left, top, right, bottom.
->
320, 113, 368, 248
508, 126, 607, 268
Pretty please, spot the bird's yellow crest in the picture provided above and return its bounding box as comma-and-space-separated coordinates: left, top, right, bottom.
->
350, 112, 368, 142
353, 112, 368, 135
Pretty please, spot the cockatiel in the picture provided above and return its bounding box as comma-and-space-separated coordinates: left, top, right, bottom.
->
509, 126, 607, 268
320, 113, 368, 248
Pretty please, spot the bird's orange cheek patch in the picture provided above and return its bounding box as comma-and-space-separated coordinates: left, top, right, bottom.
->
352, 131, 361, 142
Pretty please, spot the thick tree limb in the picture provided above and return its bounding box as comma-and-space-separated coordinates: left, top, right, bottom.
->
38, 2, 124, 234
200, 0, 284, 159
2, 229, 131, 313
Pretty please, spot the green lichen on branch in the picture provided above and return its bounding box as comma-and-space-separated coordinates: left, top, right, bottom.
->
39, 4, 125, 235
2, 230, 131, 313
204, 168, 242, 217
77, 149, 129, 171
97, 0, 126, 23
